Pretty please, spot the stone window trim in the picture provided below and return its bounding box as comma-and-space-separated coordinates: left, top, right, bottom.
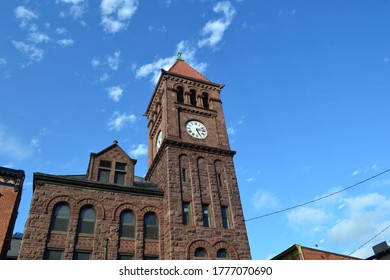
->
44, 195, 77, 215
112, 203, 140, 222
212, 241, 239, 260
187, 239, 211, 260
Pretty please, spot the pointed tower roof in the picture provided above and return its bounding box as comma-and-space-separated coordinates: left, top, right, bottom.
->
167, 53, 210, 82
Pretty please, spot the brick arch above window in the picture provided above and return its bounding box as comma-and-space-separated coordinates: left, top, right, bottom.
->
76, 198, 106, 220
44, 195, 77, 214
187, 239, 211, 260
112, 203, 140, 222
139, 206, 162, 217
212, 240, 239, 260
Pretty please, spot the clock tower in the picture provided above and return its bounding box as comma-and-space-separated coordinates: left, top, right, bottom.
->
145, 55, 251, 259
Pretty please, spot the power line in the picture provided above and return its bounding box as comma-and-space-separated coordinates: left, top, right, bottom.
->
245, 168, 390, 222
348, 224, 390, 256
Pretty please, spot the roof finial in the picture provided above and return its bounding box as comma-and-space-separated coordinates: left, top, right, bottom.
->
177, 52, 184, 61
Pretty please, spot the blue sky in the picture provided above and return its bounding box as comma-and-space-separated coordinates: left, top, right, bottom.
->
1, 0, 390, 260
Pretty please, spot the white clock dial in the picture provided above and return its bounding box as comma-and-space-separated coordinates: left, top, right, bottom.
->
186, 120, 208, 139
156, 131, 163, 150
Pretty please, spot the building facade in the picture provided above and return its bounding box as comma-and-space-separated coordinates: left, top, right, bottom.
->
18, 57, 251, 260
0, 167, 25, 259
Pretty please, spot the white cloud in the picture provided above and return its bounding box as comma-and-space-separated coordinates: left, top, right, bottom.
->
107, 112, 137, 132
0, 125, 34, 160
287, 207, 329, 227
107, 51, 121, 70
28, 31, 51, 44
129, 143, 147, 158
352, 162, 380, 176
252, 189, 279, 211
106, 86, 123, 102
135, 40, 207, 84
99, 73, 110, 83
57, 0, 87, 18
91, 57, 101, 68
56, 38, 74, 47
148, 25, 167, 33
100, 0, 138, 34
56, 27, 68, 34
197, 1, 236, 48
12, 40, 44, 62
14, 6, 38, 25
0, 58, 7, 66
227, 115, 245, 135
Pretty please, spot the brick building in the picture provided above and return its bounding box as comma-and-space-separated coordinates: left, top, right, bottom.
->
271, 244, 360, 260
0, 167, 25, 259
18, 56, 251, 260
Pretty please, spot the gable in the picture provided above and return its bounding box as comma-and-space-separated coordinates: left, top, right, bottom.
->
87, 141, 136, 186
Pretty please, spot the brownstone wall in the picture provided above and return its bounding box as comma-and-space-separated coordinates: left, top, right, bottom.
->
147, 145, 251, 260
19, 182, 164, 260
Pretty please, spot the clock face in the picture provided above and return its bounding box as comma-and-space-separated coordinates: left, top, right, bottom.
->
156, 131, 163, 150
186, 120, 208, 139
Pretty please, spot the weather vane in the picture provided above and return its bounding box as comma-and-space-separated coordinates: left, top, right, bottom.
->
177, 52, 184, 60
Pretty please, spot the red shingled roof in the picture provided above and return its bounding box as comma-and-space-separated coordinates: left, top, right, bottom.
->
168, 59, 209, 82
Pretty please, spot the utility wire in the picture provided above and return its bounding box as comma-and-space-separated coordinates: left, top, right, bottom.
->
348, 224, 390, 256
245, 168, 390, 222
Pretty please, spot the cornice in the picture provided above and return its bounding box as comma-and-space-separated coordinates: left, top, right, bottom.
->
33, 172, 164, 197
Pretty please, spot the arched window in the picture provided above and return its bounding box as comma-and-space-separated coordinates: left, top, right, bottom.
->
176, 86, 184, 103
50, 203, 70, 232
77, 206, 96, 234
202, 92, 209, 109
189, 89, 197, 106
119, 210, 135, 238
144, 212, 158, 239
194, 247, 208, 258
217, 249, 229, 259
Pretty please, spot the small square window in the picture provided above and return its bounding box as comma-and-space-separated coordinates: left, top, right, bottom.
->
115, 162, 127, 171
115, 172, 125, 185
100, 160, 111, 168
98, 169, 110, 183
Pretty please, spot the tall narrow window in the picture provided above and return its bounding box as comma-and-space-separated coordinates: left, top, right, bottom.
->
182, 202, 191, 225
176, 86, 184, 103
119, 211, 135, 238
50, 203, 70, 232
189, 89, 197, 106
202, 204, 210, 227
221, 206, 230, 229
77, 206, 96, 234
217, 173, 222, 188
144, 213, 159, 239
114, 162, 126, 185
181, 168, 187, 183
98, 160, 111, 183
202, 92, 209, 109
